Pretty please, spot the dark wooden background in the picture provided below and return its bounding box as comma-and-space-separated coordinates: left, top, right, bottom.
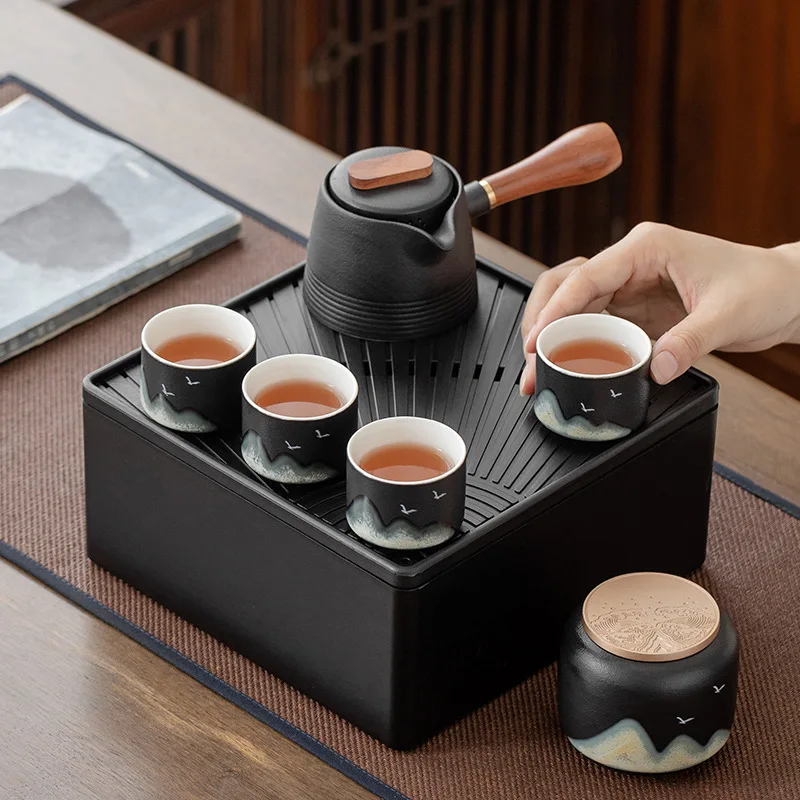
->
64, 0, 800, 397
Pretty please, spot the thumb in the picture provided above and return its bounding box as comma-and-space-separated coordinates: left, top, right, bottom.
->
651, 310, 725, 384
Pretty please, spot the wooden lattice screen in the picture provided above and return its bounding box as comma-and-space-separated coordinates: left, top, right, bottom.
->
70, 0, 639, 266
63, 0, 800, 397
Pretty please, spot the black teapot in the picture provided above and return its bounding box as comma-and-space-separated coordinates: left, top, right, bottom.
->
304, 123, 622, 341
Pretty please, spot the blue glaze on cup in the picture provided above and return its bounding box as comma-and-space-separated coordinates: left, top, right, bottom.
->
534, 313, 653, 442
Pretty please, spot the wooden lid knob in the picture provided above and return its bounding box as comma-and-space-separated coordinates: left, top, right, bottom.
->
348, 149, 434, 190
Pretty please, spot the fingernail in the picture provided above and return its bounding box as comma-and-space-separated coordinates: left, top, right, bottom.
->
651, 351, 679, 384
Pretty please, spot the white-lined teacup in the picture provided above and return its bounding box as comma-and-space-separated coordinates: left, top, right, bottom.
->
241, 354, 359, 484
140, 304, 257, 433
534, 313, 653, 442
346, 416, 467, 550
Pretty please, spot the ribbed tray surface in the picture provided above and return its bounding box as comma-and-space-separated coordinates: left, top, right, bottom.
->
96, 264, 710, 568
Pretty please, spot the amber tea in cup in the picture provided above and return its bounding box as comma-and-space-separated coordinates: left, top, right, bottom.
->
241, 354, 359, 484
156, 333, 242, 367
548, 338, 634, 376
534, 313, 653, 442
359, 443, 452, 482
346, 417, 467, 550
140, 304, 257, 433
254, 379, 344, 418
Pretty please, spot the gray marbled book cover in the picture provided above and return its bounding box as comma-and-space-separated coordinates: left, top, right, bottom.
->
0, 95, 241, 361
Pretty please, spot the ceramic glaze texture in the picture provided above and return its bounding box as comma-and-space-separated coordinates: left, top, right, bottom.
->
533, 388, 632, 442
345, 417, 467, 550
568, 719, 730, 773
345, 495, 456, 550
240, 430, 338, 484
535, 314, 652, 442
139, 304, 257, 433
558, 577, 739, 774
139, 372, 216, 433
240, 354, 359, 485
304, 149, 478, 341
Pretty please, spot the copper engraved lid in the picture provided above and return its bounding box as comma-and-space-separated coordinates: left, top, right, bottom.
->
582, 572, 721, 662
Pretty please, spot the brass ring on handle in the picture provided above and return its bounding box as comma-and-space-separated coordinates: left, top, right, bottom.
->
479, 179, 497, 209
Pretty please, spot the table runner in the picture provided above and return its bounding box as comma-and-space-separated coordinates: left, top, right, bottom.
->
1, 78, 799, 800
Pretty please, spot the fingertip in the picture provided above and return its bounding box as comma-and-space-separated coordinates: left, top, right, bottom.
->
653, 315, 720, 384
650, 350, 679, 384
523, 325, 538, 354
525, 309, 558, 354
519, 355, 536, 395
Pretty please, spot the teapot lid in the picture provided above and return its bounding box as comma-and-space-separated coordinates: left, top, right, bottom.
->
327, 146, 456, 230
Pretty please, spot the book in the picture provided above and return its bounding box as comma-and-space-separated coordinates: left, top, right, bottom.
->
0, 94, 242, 363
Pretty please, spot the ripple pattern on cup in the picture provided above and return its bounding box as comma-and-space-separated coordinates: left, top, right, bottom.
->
534, 388, 631, 442
568, 718, 730, 773
140, 376, 216, 433
346, 495, 455, 550
241, 429, 337, 484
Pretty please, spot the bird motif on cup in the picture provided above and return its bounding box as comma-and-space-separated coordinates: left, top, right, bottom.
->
713, 684, 725, 694
161, 384, 175, 397
610, 388, 622, 398
580, 402, 595, 413
186, 376, 200, 386
400, 504, 416, 515
432, 490, 447, 500
315, 429, 330, 439
285, 441, 302, 451
676, 717, 694, 725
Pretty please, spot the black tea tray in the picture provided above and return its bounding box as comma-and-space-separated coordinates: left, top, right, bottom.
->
83, 257, 718, 748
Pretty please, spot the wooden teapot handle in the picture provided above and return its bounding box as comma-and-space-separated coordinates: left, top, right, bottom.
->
465, 122, 622, 217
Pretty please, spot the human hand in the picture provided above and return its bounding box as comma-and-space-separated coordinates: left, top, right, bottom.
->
520, 223, 800, 394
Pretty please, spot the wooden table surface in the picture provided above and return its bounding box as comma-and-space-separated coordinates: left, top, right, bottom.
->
1, 2, 798, 798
